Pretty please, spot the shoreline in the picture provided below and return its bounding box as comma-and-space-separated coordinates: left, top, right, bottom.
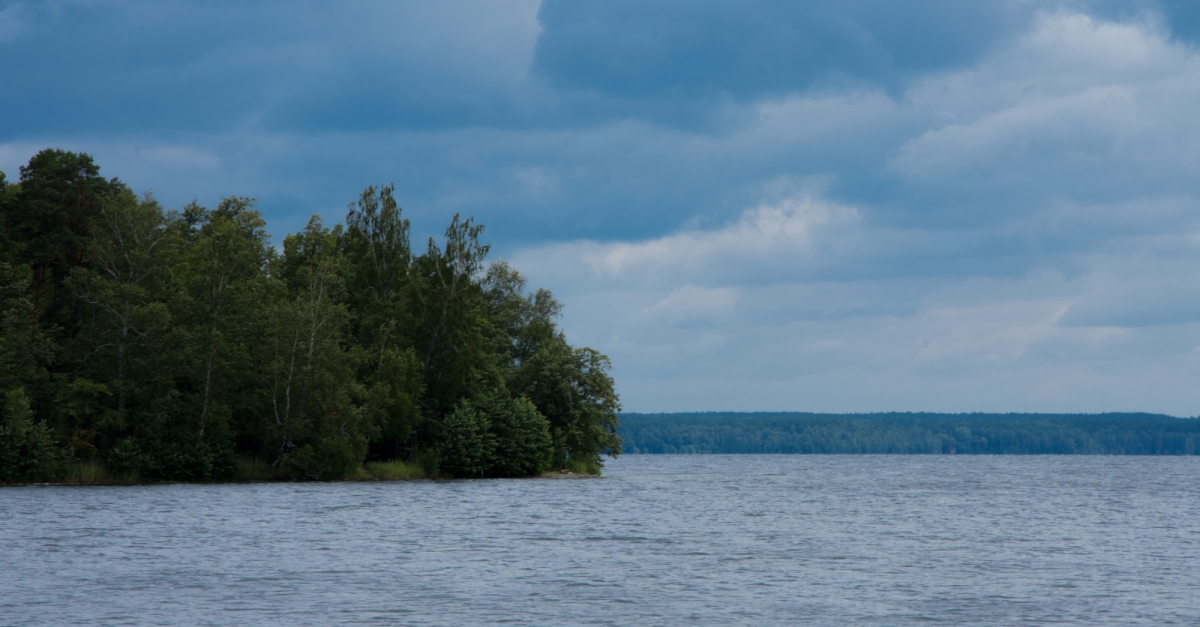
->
0, 468, 602, 487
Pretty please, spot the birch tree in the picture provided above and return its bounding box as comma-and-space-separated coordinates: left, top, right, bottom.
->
342, 185, 422, 456
410, 214, 490, 417
261, 217, 365, 478
177, 198, 270, 441
69, 189, 174, 418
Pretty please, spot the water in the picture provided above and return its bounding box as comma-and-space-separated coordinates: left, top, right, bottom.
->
2, 455, 1199, 626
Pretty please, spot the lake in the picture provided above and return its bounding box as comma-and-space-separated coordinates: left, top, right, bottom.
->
2, 455, 1198, 625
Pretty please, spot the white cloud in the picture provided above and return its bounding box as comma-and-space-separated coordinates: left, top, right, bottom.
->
577, 196, 861, 282
891, 12, 1200, 192
505, 11, 1200, 415
645, 285, 737, 325
511, 166, 559, 198
1058, 255, 1200, 327
0, 3, 29, 45
510, 188, 1200, 415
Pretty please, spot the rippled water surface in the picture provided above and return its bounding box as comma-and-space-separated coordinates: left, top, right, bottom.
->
3, 455, 1200, 626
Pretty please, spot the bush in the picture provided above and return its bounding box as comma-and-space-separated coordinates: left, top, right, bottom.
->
436, 400, 494, 478
287, 435, 368, 480
103, 437, 238, 481
0, 388, 66, 483
487, 396, 552, 477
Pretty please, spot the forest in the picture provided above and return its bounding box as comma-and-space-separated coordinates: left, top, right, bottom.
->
620, 412, 1200, 455
0, 149, 621, 483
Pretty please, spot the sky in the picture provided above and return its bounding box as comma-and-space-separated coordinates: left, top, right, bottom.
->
4, 0, 1200, 415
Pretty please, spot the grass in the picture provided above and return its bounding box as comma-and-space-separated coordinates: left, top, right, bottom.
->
538, 460, 604, 477
235, 457, 292, 481
52, 457, 432, 483
6, 455, 601, 485
567, 459, 604, 475
60, 459, 139, 485
361, 459, 427, 480
237, 456, 432, 481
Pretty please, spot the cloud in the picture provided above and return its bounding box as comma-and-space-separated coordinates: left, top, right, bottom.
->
7, 3, 1200, 413
1058, 255, 1200, 327
0, 3, 30, 44
514, 213, 1200, 413
7, 5, 1197, 253
579, 196, 860, 282
890, 11, 1200, 211
645, 285, 737, 326
0, 0, 544, 137
533, 0, 1029, 100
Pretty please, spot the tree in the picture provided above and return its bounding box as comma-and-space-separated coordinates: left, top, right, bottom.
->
0, 263, 61, 483
358, 330, 424, 460
0, 263, 54, 400
62, 189, 237, 480
409, 215, 490, 417
341, 185, 423, 457
260, 216, 366, 479
0, 170, 15, 265
483, 261, 563, 369
0, 157, 625, 481
175, 197, 272, 442
68, 189, 175, 419
9, 150, 121, 329
514, 339, 621, 472
0, 388, 66, 483
342, 184, 411, 333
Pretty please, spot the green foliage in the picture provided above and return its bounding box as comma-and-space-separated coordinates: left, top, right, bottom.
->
176, 197, 273, 442
341, 186, 424, 459
619, 412, 1200, 455
235, 457, 291, 481
485, 394, 553, 477
103, 437, 238, 482
0, 170, 14, 265
483, 261, 562, 367
9, 149, 123, 330
0, 149, 620, 482
262, 217, 368, 479
0, 263, 53, 396
433, 383, 554, 478
342, 184, 411, 324
361, 340, 423, 455
514, 339, 621, 469
0, 388, 66, 482
410, 214, 491, 417
68, 188, 175, 418
436, 400, 494, 478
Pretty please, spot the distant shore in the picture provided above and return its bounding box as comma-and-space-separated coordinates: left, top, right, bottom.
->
619, 412, 1200, 455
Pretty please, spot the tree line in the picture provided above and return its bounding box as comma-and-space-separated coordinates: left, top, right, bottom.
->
620, 412, 1200, 455
0, 149, 620, 483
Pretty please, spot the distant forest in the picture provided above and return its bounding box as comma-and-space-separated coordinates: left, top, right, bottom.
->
0, 149, 620, 483
620, 412, 1200, 455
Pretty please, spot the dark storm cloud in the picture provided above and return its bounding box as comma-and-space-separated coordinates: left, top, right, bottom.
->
534, 0, 1027, 99
7, 0, 1195, 140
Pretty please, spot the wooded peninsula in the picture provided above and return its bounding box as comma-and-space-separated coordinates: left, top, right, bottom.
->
620, 412, 1200, 455
0, 149, 621, 484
